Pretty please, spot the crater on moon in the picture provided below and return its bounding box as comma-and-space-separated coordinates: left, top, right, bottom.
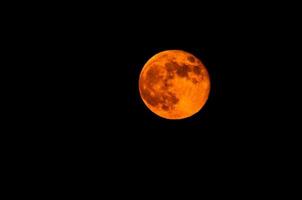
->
187, 56, 195, 63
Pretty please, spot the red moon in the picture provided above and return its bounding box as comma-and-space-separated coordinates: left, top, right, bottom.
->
139, 50, 210, 120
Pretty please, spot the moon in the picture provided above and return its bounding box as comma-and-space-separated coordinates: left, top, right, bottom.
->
139, 50, 210, 119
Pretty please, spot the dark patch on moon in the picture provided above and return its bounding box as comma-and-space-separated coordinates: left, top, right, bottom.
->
192, 78, 198, 84
141, 61, 186, 112
140, 83, 179, 111
146, 65, 162, 85
165, 65, 175, 80
164, 81, 169, 88
164, 61, 178, 86
166, 91, 179, 104
193, 65, 201, 75
161, 104, 169, 111
176, 64, 191, 78
187, 56, 195, 63
165, 62, 175, 73
140, 88, 160, 107
160, 91, 179, 111
161, 80, 171, 90
166, 61, 191, 78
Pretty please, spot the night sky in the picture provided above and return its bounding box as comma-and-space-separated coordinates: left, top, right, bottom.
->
55, 26, 269, 155
21, 3, 297, 191
47, 13, 284, 154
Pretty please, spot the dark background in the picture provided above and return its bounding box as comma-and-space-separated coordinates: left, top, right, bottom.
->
8, 2, 299, 192
28, 4, 293, 159
40, 10, 290, 168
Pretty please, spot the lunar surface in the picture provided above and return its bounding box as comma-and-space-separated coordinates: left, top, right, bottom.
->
139, 50, 210, 119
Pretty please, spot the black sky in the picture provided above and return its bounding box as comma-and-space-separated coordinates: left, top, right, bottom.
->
50, 22, 273, 151
8, 2, 299, 193
40, 7, 289, 150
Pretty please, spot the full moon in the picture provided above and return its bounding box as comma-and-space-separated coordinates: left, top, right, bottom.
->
139, 50, 210, 119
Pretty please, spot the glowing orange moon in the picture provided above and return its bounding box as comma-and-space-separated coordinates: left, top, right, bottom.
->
139, 50, 210, 119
